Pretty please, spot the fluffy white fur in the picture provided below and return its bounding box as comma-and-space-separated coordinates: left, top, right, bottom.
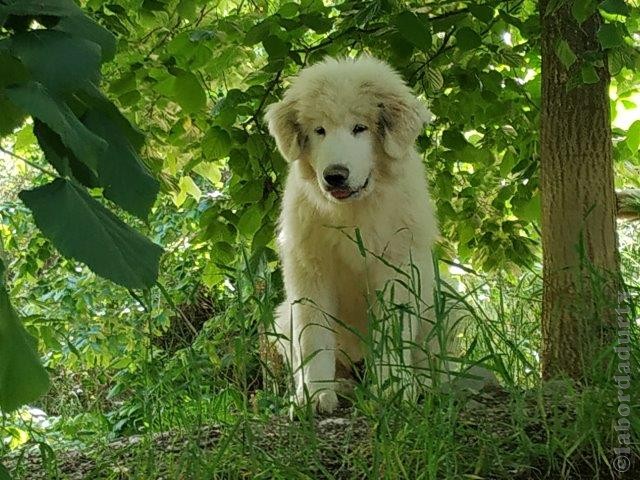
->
265, 56, 441, 414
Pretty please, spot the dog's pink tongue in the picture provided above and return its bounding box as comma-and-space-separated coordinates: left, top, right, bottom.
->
331, 189, 351, 199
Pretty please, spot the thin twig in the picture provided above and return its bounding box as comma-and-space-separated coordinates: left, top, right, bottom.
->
243, 69, 283, 129
0, 146, 57, 178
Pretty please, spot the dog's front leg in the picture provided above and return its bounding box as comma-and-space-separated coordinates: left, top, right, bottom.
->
371, 257, 432, 401
372, 296, 420, 400
282, 280, 338, 414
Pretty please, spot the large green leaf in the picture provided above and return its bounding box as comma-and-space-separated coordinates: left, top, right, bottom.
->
456, 27, 482, 51
33, 120, 99, 187
0, 52, 29, 88
6, 81, 106, 171
203, 126, 232, 160
0, 259, 50, 412
513, 192, 541, 222
394, 11, 431, 51
600, 0, 630, 16
262, 35, 289, 59
79, 82, 146, 151
54, 13, 116, 61
0, 53, 28, 135
626, 120, 640, 152
597, 23, 624, 49
10, 30, 102, 93
19, 179, 163, 289
0, 0, 83, 18
172, 71, 207, 114
0, 96, 25, 136
237, 205, 263, 237
555, 40, 577, 69
469, 5, 494, 23
571, 0, 597, 24
83, 109, 159, 220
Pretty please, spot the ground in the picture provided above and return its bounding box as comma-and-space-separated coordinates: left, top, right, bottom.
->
6, 381, 639, 479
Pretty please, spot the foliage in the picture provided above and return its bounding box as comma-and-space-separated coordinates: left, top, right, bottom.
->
0, 0, 639, 477
70, 0, 640, 276
0, 0, 163, 410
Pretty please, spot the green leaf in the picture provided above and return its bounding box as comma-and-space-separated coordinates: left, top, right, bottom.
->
626, 120, 640, 152
456, 27, 482, 51
0, 53, 29, 88
394, 11, 431, 51
387, 32, 414, 64
597, 23, 624, 49
232, 180, 263, 204
203, 126, 232, 160
193, 162, 222, 185
469, 5, 494, 23
571, 0, 597, 24
19, 179, 163, 289
458, 222, 475, 245
555, 40, 577, 69
600, 0, 630, 16
0, 54, 28, 134
0, 463, 11, 480
262, 35, 288, 59
425, 67, 444, 91
0, 96, 25, 136
10, 30, 102, 93
0, 278, 50, 412
6, 81, 106, 171
513, 193, 540, 222
33, 120, 99, 187
442, 129, 469, 150
82, 109, 158, 219
244, 20, 273, 46
80, 82, 146, 151
179, 175, 202, 202
301, 13, 332, 33
202, 262, 224, 288
213, 241, 236, 264
278, 2, 299, 18
237, 205, 263, 237
54, 14, 117, 62
13, 123, 36, 151
177, 0, 197, 21
172, 71, 206, 114
580, 64, 599, 84
0, 0, 83, 18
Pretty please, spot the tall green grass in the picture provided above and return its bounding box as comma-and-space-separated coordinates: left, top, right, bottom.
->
3, 224, 639, 479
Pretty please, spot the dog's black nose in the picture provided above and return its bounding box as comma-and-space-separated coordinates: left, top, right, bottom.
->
323, 165, 350, 187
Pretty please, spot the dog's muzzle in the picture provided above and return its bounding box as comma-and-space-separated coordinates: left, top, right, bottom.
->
325, 176, 370, 200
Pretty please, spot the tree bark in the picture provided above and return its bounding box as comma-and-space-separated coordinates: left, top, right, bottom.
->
539, 1, 620, 381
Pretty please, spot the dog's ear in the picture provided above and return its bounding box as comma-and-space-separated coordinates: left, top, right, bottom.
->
376, 93, 431, 159
264, 98, 306, 162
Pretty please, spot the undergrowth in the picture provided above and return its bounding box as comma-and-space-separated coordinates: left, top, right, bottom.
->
1, 224, 639, 479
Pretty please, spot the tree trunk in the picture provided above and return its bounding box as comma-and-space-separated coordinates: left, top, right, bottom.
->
539, 1, 620, 381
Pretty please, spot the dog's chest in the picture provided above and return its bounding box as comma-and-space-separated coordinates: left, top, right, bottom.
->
316, 207, 413, 271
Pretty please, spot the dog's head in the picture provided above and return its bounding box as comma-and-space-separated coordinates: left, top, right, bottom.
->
265, 56, 431, 203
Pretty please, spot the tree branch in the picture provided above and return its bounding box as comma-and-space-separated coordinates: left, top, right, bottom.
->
0, 146, 57, 178
617, 189, 640, 221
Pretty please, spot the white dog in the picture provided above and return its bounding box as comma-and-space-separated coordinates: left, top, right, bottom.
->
265, 56, 442, 414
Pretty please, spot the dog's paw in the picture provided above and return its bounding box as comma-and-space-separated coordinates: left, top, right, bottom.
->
314, 390, 339, 414
292, 387, 339, 415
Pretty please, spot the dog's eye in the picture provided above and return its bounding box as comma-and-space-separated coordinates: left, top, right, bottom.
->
314, 127, 326, 135
353, 124, 368, 134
